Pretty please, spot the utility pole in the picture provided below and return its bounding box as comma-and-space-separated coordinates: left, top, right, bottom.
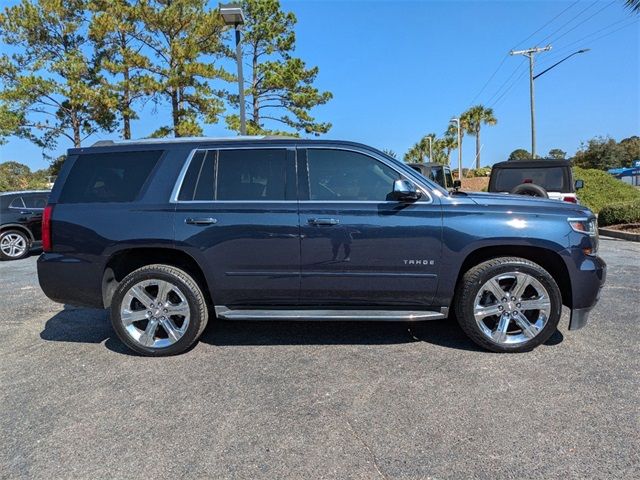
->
426, 136, 433, 164
510, 45, 551, 159
450, 118, 462, 179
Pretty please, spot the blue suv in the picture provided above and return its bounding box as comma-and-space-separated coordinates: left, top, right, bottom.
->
37, 137, 606, 355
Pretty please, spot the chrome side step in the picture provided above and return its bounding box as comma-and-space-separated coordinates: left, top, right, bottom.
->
214, 306, 446, 321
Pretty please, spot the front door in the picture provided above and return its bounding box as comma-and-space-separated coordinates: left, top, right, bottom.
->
174, 147, 300, 307
297, 148, 443, 307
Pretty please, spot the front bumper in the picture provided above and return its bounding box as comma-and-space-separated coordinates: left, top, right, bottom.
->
567, 253, 606, 330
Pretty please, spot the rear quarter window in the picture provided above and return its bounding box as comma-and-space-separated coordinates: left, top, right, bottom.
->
58, 151, 163, 203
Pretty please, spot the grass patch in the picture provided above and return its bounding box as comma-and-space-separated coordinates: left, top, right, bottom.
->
573, 167, 640, 213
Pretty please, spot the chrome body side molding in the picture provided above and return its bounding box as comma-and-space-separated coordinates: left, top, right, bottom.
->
214, 306, 446, 321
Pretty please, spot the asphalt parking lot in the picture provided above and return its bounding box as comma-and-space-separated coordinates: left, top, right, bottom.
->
1, 238, 638, 479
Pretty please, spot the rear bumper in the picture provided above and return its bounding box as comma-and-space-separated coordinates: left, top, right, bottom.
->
37, 253, 104, 308
565, 252, 606, 330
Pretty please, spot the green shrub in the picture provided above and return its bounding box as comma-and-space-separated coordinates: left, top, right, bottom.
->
573, 167, 640, 213
598, 200, 640, 227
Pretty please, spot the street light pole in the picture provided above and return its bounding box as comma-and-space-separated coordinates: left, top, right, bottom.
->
234, 26, 246, 135
510, 45, 551, 159
426, 136, 433, 164
220, 3, 246, 135
450, 118, 462, 179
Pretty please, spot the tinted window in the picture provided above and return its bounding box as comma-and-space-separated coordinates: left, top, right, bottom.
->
216, 149, 286, 201
493, 167, 570, 192
307, 149, 399, 201
8, 197, 25, 209
59, 151, 162, 203
177, 151, 215, 201
23, 195, 48, 209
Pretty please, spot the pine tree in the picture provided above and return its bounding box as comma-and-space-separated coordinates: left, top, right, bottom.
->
226, 0, 332, 136
136, 0, 232, 137
0, 0, 116, 150
89, 0, 153, 139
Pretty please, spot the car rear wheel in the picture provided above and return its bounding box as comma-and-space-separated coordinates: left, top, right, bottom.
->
454, 257, 562, 353
110, 264, 208, 356
0, 230, 30, 260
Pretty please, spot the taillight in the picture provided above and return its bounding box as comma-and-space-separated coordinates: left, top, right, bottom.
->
42, 204, 53, 252
563, 196, 577, 203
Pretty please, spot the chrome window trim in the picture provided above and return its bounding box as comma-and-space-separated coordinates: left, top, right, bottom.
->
8, 197, 25, 209
302, 145, 434, 204
170, 144, 437, 205
170, 145, 295, 203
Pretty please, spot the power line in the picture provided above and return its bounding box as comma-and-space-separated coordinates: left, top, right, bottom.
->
550, 0, 617, 44
465, 0, 582, 108
484, 59, 527, 106
537, 17, 638, 68
535, 1, 599, 46
511, 0, 581, 50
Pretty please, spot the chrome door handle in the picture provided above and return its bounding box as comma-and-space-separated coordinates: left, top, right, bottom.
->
185, 217, 217, 225
308, 218, 340, 226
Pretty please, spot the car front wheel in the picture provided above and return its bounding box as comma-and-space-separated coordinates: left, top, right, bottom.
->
454, 257, 562, 353
110, 264, 208, 356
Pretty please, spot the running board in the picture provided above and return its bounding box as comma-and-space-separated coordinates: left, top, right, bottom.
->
214, 306, 446, 321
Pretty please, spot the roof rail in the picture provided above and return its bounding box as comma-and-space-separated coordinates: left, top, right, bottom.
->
91, 135, 297, 147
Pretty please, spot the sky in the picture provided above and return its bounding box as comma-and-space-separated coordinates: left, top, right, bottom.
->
0, 0, 638, 171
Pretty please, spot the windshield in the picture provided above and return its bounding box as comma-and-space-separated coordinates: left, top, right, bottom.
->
492, 167, 571, 193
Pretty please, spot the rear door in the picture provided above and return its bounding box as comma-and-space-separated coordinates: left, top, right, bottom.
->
173, 147, 300, 307
21, 194, 49, 240
297, 147, 442, 307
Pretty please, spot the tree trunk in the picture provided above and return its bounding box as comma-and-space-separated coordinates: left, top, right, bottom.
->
71, 110, 81, 147
123, 67, 131, 140
476, 128, 481, 169
120, 32, 131, 140
252, 46, 259, 127
171, 88, 180, 137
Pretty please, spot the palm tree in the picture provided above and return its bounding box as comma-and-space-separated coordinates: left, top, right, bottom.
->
441, 125, 458, 165
461, 105, 497, 169
626, 0, 640, 13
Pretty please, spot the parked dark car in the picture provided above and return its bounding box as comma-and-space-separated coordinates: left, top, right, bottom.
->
38, 137, 605, 356
488, 159, 583, 203
407, 162, 458, 190
0, 190, 50, 260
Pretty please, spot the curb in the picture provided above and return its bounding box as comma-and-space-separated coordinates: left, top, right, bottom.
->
598, 228, 640, 242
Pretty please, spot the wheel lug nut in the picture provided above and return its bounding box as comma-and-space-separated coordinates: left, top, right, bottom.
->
516, 303, 521, 308
498, 306, 503, 310
511, 297, 516, 301
501, 297, 507, 302
163, 308, 168, 313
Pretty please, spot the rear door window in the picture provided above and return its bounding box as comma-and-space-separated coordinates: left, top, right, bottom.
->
59, 150, 163, 203
177, 149, 288, 201
23, 195, 48, 209
8, 197, 25, 209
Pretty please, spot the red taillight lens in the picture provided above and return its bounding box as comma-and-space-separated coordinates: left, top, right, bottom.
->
563, 196, 578, 203
42, 204, 53, 252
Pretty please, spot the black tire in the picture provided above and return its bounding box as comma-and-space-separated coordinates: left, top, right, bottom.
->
0, 229, 31, 261
454, 257, 562, 353
110, 264, 208, 356
510, 183, 548, 198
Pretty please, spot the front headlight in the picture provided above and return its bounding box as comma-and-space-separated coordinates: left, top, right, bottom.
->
568, 217, 598, 254
568, 217, 596, 234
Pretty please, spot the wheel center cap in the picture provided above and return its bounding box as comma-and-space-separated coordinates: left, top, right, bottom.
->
506, 301, 516, 312
154, 308, 162, 317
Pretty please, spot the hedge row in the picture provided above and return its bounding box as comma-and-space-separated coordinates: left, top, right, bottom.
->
598, 200, 640, 227
573, 167, 640, 213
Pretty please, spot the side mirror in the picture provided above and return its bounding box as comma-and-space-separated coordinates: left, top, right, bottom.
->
453, 179, 462, 190
392, 179, 421, 202
574, 179, 584, 190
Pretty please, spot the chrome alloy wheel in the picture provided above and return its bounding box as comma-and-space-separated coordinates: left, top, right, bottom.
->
1, 233, 27, 258
473, 272, 551, 346
120, 279, 191, 349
